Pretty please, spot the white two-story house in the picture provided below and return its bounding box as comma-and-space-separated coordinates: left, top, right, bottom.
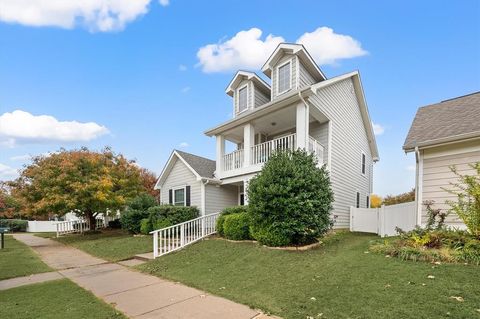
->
155, 43, 379, 228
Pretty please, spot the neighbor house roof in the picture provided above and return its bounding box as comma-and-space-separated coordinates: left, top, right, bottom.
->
154, 150, 216, 189
403, 92, 480, 151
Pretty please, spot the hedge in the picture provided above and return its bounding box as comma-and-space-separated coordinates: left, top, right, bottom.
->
223, 212, 251, 240
216, 206, 248, 236
139, 205, 200, 234
0, 219, 28, 232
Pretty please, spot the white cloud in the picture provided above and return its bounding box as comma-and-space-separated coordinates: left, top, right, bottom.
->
0, 163, 18, 180
181, 86, 190, 93
197, 28, 285, 73
159, 0, 169, 6
0, 110, 109, 146
179, 142, 189, 148
372, 122, 385, 136
197, 27, 367, 73
178, 64, 187, 71
0, 0, 151, 32
296, 27, 367, 65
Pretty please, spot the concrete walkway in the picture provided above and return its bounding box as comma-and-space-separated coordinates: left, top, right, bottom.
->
12, 234, 269, 319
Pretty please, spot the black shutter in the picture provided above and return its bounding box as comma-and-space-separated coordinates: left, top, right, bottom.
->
168, 189, 173, 205
185, 186, 191, 206
356, 192, 360, 208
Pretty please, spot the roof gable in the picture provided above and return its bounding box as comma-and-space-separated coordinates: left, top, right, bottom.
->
261, 43, 326, 82
154, 150, 216, 189
225, 71, 270, 97
403, 92, 480, 151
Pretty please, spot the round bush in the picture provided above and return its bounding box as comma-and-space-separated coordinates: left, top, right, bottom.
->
248, 150, 334, 246
216, 206, 248, 236
140, 218, 152, 235
223, 212, 251, 240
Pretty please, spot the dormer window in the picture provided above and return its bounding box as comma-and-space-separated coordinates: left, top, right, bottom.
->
277, 61, 291, 95
238, 85, 248, 113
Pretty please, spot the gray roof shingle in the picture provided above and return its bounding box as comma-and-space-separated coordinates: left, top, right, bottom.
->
175, 150, 216, 178
403, 92, 480, 150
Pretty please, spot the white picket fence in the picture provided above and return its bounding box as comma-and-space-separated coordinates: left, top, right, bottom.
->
350, 201, 417, 237
56, 218, 107, 237
151, 213, 220, 258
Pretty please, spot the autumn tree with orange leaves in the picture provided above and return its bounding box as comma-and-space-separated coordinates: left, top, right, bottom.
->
12, 147, 152, 226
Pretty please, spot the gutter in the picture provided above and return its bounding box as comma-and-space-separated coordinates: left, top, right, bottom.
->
404, 133, 480, 153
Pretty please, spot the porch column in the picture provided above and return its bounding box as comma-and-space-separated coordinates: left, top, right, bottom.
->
243, 123, 255, 167
215, 135, 225, 176
296, 101, 309, 149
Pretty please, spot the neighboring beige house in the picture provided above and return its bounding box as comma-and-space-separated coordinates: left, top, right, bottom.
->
155, 43, 379, 228
403, 92, 480, 228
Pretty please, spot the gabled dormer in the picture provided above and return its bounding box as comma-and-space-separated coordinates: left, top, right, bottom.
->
262, 43, 326, 100
226, 71, 271, 118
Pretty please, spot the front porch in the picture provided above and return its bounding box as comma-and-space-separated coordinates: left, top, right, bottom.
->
215, 101, 329, 179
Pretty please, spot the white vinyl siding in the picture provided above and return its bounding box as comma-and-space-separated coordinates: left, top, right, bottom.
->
160, 159, 201, 210
309, 78, 373, 228
421, 147, 480, 227
254, 84, 270, 108
204, 184, 238, 215
299, 60, 316, 88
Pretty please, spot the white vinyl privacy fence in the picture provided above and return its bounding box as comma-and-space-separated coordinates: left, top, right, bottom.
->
350, 201, 417, 237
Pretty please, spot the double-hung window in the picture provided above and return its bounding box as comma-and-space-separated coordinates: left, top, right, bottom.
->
238, 86, 247, 113
277, 61, 291, 94
173, 187, 185, 206
361, 153, 366, 175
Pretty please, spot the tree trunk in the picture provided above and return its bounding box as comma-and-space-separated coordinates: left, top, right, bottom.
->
86, 211, 96, 231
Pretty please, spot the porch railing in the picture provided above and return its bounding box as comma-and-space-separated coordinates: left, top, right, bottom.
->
223, 149, 244, 171
308, 136, 324, 164
252, 133, 296, 165
151, 213, 220, 258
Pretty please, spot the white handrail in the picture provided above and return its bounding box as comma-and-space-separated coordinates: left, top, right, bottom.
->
308, 136, 324, 164
150, 212, 220, 258
223, 149, 244, 171
252, 133, 296, 165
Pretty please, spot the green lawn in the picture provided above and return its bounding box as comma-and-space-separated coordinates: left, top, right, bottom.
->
0, 279, 125, 319
0, 235, 52, 280
137, 232, 480, 319
37, 230, 152, 262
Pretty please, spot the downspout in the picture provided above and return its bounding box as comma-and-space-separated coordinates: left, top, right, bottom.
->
414, 146, 421, 226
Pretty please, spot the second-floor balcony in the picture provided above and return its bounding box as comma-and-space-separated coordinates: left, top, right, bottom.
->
222, 133, 324, 174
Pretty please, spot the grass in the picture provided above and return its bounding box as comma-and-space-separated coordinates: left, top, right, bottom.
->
37, 230, 152, 262
0, 235, 52, 280
0, 279, 125, 319
137, 232, 480, 319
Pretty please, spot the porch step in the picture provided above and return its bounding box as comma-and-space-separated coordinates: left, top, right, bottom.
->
134, 252, 155, 261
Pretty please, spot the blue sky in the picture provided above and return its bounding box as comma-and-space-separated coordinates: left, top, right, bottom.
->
0, 0, 479, 196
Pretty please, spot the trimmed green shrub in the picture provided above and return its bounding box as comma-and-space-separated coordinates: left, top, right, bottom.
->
217, 206, 248, 236
248, 150, 334, 246
223, 213, 251, 240
147, 205, 199, 231
0, 219, 28, 232
120, 194, 157, 233
140, 218, 152, 235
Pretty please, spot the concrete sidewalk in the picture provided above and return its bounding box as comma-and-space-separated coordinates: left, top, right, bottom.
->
13, 234, 270, 319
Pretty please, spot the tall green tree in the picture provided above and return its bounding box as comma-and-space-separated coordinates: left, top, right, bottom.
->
13, 147, 145, 226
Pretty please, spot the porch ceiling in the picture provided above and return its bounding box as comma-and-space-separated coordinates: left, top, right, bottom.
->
222, 104, 328, 143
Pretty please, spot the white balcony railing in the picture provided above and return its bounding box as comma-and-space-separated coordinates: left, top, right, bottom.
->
252, 133, 296, 165
308, 136, 324, 164
222, 133, 324, 172
223, 149, 244, 171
